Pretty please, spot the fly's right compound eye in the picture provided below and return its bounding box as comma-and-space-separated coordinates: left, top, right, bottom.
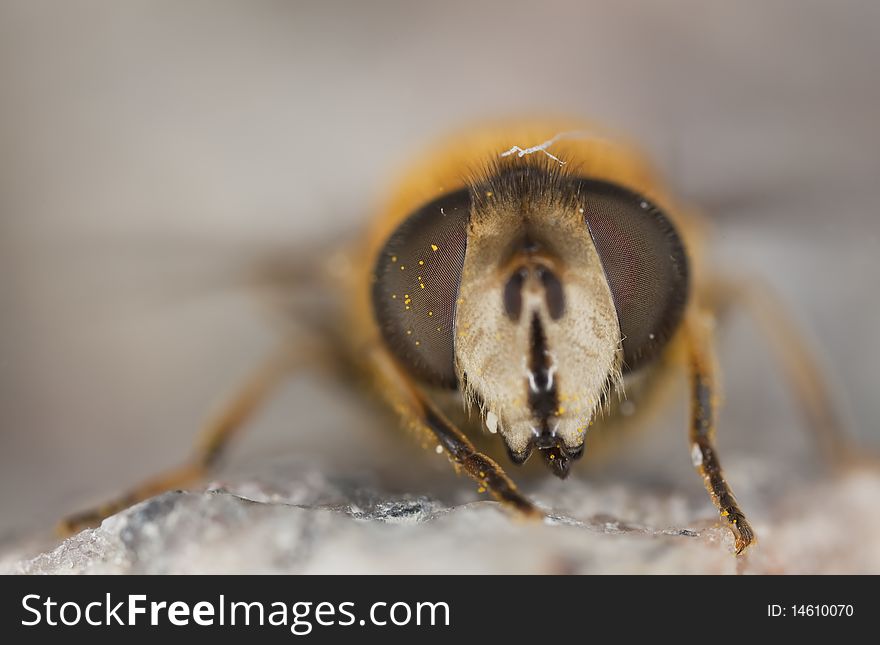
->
371, 188, 471, 387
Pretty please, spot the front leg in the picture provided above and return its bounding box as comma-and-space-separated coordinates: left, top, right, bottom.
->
685, 311, 756, 555
423, 401, 540, 517
371, 347, 540, 519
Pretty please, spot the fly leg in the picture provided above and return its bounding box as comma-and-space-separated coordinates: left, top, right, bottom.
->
703, 277, 857, 467
58, 345, 302, 535
370, 347, 541, 519
685, 310, 756, 554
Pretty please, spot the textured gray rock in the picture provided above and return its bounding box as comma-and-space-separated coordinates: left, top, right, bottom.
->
4, 463, 879, 574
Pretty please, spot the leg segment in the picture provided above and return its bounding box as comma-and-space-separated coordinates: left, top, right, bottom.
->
685, 312, 756, 554
423, 405, 540, 517
372, 348, 540, 519
58, 346, 299, 535
703, 277, 854, 466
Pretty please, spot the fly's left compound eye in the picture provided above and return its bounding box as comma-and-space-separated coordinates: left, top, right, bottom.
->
577, 179, 689, 372
372, 188, 471, 387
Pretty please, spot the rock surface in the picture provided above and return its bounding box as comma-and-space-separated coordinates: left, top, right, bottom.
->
4, 462, 879, 574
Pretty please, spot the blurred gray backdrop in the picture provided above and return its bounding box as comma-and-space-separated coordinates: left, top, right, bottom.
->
1, 1, 878, 535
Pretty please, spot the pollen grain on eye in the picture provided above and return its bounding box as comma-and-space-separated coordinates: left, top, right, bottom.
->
431, 244, 439, 251
391, 255, 397, 262
400, 265, 406, 270
419, 260, 425, 265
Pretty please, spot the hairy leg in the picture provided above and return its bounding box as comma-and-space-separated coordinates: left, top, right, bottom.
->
369, 347, 540, 518
685, 310, 756, 554
703, 277, 854, 466
58, 345, 301, 535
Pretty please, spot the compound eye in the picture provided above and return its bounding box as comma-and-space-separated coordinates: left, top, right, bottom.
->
577, 179, 689, 372
371, 187, 471, 387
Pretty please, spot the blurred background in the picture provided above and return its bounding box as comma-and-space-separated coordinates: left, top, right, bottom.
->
1, 1, 878, 538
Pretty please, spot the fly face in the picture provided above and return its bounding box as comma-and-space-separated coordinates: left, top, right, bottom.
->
372, 158, 689, 479
455, 174, 622, 478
